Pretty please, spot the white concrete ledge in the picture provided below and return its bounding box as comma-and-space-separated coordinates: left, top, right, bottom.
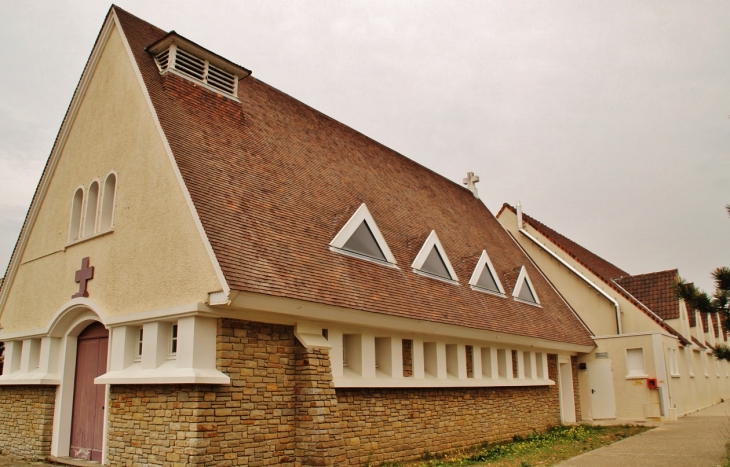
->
0, 372, 61, 385
333, 376, 554, 388
96, 363, 230, 385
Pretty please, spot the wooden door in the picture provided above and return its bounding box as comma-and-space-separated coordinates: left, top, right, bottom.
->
70, 322, 108, 461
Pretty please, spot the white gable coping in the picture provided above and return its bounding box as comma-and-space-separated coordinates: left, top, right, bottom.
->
512, 265, 540, 306
468, 250, 506, 295
113, 10, 231, 297
329, 203, 397, 264
411, 230, 459, 283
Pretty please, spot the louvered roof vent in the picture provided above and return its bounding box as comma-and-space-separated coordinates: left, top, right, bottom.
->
147, 32, 251, 100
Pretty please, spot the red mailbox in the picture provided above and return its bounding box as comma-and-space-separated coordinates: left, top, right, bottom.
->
647, 378, 658, 389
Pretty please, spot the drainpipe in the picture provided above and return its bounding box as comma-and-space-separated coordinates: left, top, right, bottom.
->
515, 203, 622, 335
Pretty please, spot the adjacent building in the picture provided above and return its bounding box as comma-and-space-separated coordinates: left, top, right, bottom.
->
497, 203, 730, 423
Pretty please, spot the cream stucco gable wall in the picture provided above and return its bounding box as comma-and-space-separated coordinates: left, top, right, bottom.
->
498, 209, 617, 336
497, 208, 666, 337
0, 23, 222, 333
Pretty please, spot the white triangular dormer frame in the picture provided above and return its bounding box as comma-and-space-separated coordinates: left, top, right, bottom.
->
512, 266, 541, 305
468, 250, 505, 295
411, 230, 459, 282
329, 203, 397, 264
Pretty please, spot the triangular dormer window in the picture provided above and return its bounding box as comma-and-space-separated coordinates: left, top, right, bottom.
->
512, 266, 540, 305
411, 231, 458, 283
148, 34, 251, 100
343, 221, 385, 261
469, 251, 505, 295
330, 204, 396, 265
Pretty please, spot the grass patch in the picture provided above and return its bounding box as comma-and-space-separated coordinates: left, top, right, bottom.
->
377, 424, 651, 467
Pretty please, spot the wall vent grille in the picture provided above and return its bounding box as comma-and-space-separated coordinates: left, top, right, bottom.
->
155, 45, 238, 97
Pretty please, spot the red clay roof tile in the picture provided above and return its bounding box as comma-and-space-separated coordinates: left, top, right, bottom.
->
499, 204, 691, 346
112, 7, 594, 347
613, 270, 680, 321
499, 204, 628, 281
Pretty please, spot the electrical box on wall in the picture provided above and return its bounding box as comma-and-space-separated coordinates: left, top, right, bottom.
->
647, 377, 658, 389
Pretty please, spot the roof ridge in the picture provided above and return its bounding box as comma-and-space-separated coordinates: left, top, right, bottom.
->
616, 268, 679, 280
501, 204, 690, 345
500, 203, 629, 281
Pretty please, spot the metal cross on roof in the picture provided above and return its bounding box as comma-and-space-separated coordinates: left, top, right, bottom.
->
463, 172, 480, 198
72, 257, 95, 299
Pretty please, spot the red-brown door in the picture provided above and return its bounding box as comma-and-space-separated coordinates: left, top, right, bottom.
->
70, 322, 108, 461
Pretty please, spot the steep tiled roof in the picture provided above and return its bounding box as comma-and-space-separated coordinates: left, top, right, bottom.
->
714, 313, 722, 338
498, 204, 628, 282
498, 204, 690, 346
112, 8, 594, 347
613, 270, 680, 321
687, 299, 697, 328
699, 312, 710, 334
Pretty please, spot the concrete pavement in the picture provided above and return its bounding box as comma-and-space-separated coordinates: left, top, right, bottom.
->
556, 401, 730, 467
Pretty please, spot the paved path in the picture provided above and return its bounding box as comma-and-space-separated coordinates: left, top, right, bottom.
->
556, 401, 730, 467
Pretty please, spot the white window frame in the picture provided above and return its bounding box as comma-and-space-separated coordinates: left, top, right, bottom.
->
329, 203, 397, 266
668, 348, 680, 377
468, 250, 505, 296
168, 322, 179, 359
411, 230, 459, 283
82, 179, 101, 237
68, 186, 85, 242
511, 266, 541, 306
100, 171, 118, 232
625, 347, 648, 379
134, 328, 143, 362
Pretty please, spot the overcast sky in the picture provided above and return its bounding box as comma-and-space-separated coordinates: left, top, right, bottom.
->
0, 1, 728, 292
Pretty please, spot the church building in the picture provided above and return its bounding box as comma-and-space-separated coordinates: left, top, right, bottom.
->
0, 6, 595, 466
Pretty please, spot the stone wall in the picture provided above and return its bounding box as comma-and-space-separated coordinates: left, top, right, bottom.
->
0, 385, 55, 460
107, 319, 301, 466
337, 355, 561, 465
106, 318, 565, 466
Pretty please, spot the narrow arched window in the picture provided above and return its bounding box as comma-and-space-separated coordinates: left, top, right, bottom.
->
69, 188, 84, 242
83, 181, 100, 237
100, 173, 117, 231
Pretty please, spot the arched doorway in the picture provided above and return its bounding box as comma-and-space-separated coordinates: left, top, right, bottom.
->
69, 321, 108, 461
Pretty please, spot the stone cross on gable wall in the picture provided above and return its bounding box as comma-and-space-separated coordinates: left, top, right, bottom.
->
72, 257, 95, 299
463, 172, 480, 199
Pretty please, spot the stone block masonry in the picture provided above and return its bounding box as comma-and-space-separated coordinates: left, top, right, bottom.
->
0, 386, 55, 460
106, 318, 565, 466
107, 319, 302, 466
337, 355, 561, 465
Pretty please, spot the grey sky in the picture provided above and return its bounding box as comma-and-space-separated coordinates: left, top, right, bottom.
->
0, 1, 728, 293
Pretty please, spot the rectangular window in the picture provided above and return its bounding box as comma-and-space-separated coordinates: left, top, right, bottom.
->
135, 328, 143, 362
668, 348, 680, 377
170, 323, 178, 355
626, 348, 646, 378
